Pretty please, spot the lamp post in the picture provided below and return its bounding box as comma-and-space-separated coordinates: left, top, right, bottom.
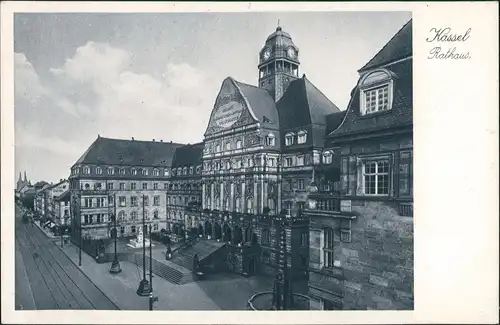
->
148, 224, 158, 310
79, 223, 82, 266
110, 194, 122, 273
137, 194, 150, 296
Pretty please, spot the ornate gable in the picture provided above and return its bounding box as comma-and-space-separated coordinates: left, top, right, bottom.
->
204, 78, 258, 136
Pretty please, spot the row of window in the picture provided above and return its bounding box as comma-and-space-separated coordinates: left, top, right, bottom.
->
285, 130, 307, 146
167, 196, 198, 206
82, 213, 107, 225
116, 210, 160, 220
116, 224, 160, 234
204, 197, 277, 214
115, 196, 161, 207
72, 165, 201, 177
81, 182, 166, 191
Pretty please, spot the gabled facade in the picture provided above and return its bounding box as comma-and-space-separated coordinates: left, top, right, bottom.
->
306, 19, 413, 310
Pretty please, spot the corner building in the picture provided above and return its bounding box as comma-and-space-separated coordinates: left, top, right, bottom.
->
305, 20, 413, 310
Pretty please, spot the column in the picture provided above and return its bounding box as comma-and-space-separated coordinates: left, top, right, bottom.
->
202, 182, 206, 209
220, 182, 224, 210
242, 182, 246, 213
253, 176, 258, 214
210, 182, 215, 210
230, 182, 235, 212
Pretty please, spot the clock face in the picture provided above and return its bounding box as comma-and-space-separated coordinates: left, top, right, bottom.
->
287, 47, 296, 58
263, 49, 271, 60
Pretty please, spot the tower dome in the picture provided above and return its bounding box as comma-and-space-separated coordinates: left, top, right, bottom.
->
258, 25, 301, 101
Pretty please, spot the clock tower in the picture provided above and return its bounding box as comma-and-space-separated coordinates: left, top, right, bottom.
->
258, 26, 300, 102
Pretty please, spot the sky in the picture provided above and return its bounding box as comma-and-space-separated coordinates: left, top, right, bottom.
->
14, 11, 411, 184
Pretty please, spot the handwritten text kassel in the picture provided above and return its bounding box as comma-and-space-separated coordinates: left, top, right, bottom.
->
426, 27, 472, 60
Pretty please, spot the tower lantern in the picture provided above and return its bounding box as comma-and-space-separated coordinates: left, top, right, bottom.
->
258, 24, 300, 102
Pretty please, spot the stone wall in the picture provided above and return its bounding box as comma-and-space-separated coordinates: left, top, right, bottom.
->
341, 199, 413, 310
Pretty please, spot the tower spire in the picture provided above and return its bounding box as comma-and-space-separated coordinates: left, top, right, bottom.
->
24, 171, 27, 182
18, 172, 22, 182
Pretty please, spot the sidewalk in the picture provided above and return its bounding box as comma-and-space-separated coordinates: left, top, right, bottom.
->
33, 220, 57, 239
58, 241, 220, 310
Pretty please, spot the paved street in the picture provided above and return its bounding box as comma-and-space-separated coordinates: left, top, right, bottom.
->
14, 206, 118, 310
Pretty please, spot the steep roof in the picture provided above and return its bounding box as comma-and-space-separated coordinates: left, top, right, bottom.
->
74, 136, 185, 167
277, 75, 340, 130
233, 79, 280, 128
325, 110, 347, 135
359, 19, 412, 73
171, 143, 204, 167
55, 190, 70, 202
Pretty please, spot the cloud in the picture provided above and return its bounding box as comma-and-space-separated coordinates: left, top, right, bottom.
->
49, 41, 218, 143
15, 41, 221, 181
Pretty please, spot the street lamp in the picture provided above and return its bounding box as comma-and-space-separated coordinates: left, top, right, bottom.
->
110, 194, 121, 274
148, 224, 158, 310
137, 194, 150, 296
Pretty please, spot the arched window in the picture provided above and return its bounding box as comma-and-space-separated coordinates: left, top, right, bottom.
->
83, 166, 90, 174
297, 130, 307, 144
118, 211, 126, 221
224, 197, 230, 211
119, 168, 125, 175
142, 168, 148, 176
153, 210, 159, 219
359, 69, 394, 115
216, 144, 221, 152
235, 197, 241, 212
236, 140, 242, 149
323, 151, 333, 164
153, 169, 160, 176
183, 167, 188, 175
130, 211, 137, 220
177, 167, 182, 175
189, 166, 194, 174
285, 133, 295, 146
108, 167, 115, 175
215, 196, 220, 210
267, 198, 276, 215
167, 196, 171, 205
225, 142, 231, 151
132, 168, 137, 176
226, 160, 231, 170
246, 198, 253, 213
196, 166, 201, 174
164, 169, 170, 176
96, 167, 103, 175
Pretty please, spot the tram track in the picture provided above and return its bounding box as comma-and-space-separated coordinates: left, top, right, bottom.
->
15, 215, 119, 310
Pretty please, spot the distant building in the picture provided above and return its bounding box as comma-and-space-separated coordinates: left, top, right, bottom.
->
68, 136, 185, 240
44, 179, 69, 223
54, 190, 71, 228
305, 20, 413, 310
33, 181, 50, 217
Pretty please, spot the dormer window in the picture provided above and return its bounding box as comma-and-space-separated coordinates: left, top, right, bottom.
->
177, 167, 182, 175
196, 166, 201, 174
96, 167, 103, 175
164, 169, 170, 177
285, 133, 295, 146
297, 131, 307, 144
83, 166, 90, 174
119, 168, 125, 175
108, 167, 115, 175
323, 151, 333, 164
142, 169, 148, 176
189, 167, 194, 175
132, 168, 137, 176
359, 69, 394, 115
266, 134, 276, 146
183, 167, 188, 175
153, 169, 160, 177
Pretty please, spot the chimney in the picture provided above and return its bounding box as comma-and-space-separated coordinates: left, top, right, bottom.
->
132, 137, 135, 141
160, 140, 163, 142
153, 139, 155, 142
169, 141, 172, 143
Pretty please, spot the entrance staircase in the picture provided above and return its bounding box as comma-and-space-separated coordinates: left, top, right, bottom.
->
126, 253, 194, 285
170, 240, 226, 271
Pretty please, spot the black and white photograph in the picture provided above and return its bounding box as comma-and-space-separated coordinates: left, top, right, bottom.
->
13, 11, 413, 311
2, 2, 498, 324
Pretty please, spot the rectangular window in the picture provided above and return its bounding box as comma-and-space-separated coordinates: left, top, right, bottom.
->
164, 183, 168, 190
323, 228, 334, 268
298, 179, 305, 190
107, 183, 114, 190
131, 196, 138, 207
364, 85, 389, 114
363, 160, 389, 195
300, 232, 308, 246
154, 196, 160, 206
399, 151, 412, 196
119, 196, 126, 207
144, 196, 149, 206
296, 156, 304, 166
285, 157, 293, 167
142, 183, 148, 190
153, 183, 158, 190
119, 183, 125, 190
131, 183, 136, 190
96, 214, 101, 223
298, 202, 305, 211
131, 226, 136, 233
